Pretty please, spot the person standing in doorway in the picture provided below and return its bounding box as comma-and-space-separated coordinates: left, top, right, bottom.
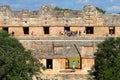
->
78, 61, 80, 69
72, 61, 76, 71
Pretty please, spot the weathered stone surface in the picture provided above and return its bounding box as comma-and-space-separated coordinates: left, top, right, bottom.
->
20, 37, 100, 70
20, 37, 103, 58
1, 4, 118, 72
37, 74, 91, 80
0, 4, 120, 27
0, 4, 120, 37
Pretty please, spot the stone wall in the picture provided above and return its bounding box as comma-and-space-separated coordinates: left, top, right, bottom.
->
19, 37, 102, 70
82, 58, 94, 70
1, 26, 120, 37
0, 4, 120, 37
40, 59, 66, 70
20, 40, 99, 58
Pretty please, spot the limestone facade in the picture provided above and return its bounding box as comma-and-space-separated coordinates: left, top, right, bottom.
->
0, 4, 119, 70
0, 5, 120, 37
20, 39, 102, 70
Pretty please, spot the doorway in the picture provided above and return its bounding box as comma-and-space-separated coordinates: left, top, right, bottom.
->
23, 27, 29, 34
64, 26, 70, 31
43, 26, 49, 34
109, 27, 115, 34
85, 26, 94, 34
46, 59, 53, 69
2, 27, 8, 33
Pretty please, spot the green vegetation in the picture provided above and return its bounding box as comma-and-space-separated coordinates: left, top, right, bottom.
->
0, 30, 45, 80
66, 57, 80, 68
118, 12, 120, 14
53, 6, 72, 11
96, 7, 106, 14
94, 37, 120, 80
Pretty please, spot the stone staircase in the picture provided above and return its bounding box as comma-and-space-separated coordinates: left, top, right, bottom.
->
36, 74, 91, 80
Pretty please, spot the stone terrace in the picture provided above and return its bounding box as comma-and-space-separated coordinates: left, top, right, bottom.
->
35, 69, 92, 80
18, 36, 107, 40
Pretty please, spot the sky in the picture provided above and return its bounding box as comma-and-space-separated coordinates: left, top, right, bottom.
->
0, 0, 120, 14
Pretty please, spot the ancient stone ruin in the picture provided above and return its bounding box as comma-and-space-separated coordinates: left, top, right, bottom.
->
0, 4, 120, 76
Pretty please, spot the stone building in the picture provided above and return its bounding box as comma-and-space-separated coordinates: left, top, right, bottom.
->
0, 4, 120, 71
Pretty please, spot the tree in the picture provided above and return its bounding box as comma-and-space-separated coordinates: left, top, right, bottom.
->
0, 30, 45, 80
117, 12, 120, 14
94, 37, 120, 80
0, 30, 9, 38
96, 7, 106, 14
53, 6, 72, 11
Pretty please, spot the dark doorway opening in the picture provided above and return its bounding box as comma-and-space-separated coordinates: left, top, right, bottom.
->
64, 26, 70, 31
43, 26, 49, 34
46, 59, 53, 69
109, 27, 115, 34
23, 27, 29, 34
85, 27, 94, 34
2, 27, 8, 33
